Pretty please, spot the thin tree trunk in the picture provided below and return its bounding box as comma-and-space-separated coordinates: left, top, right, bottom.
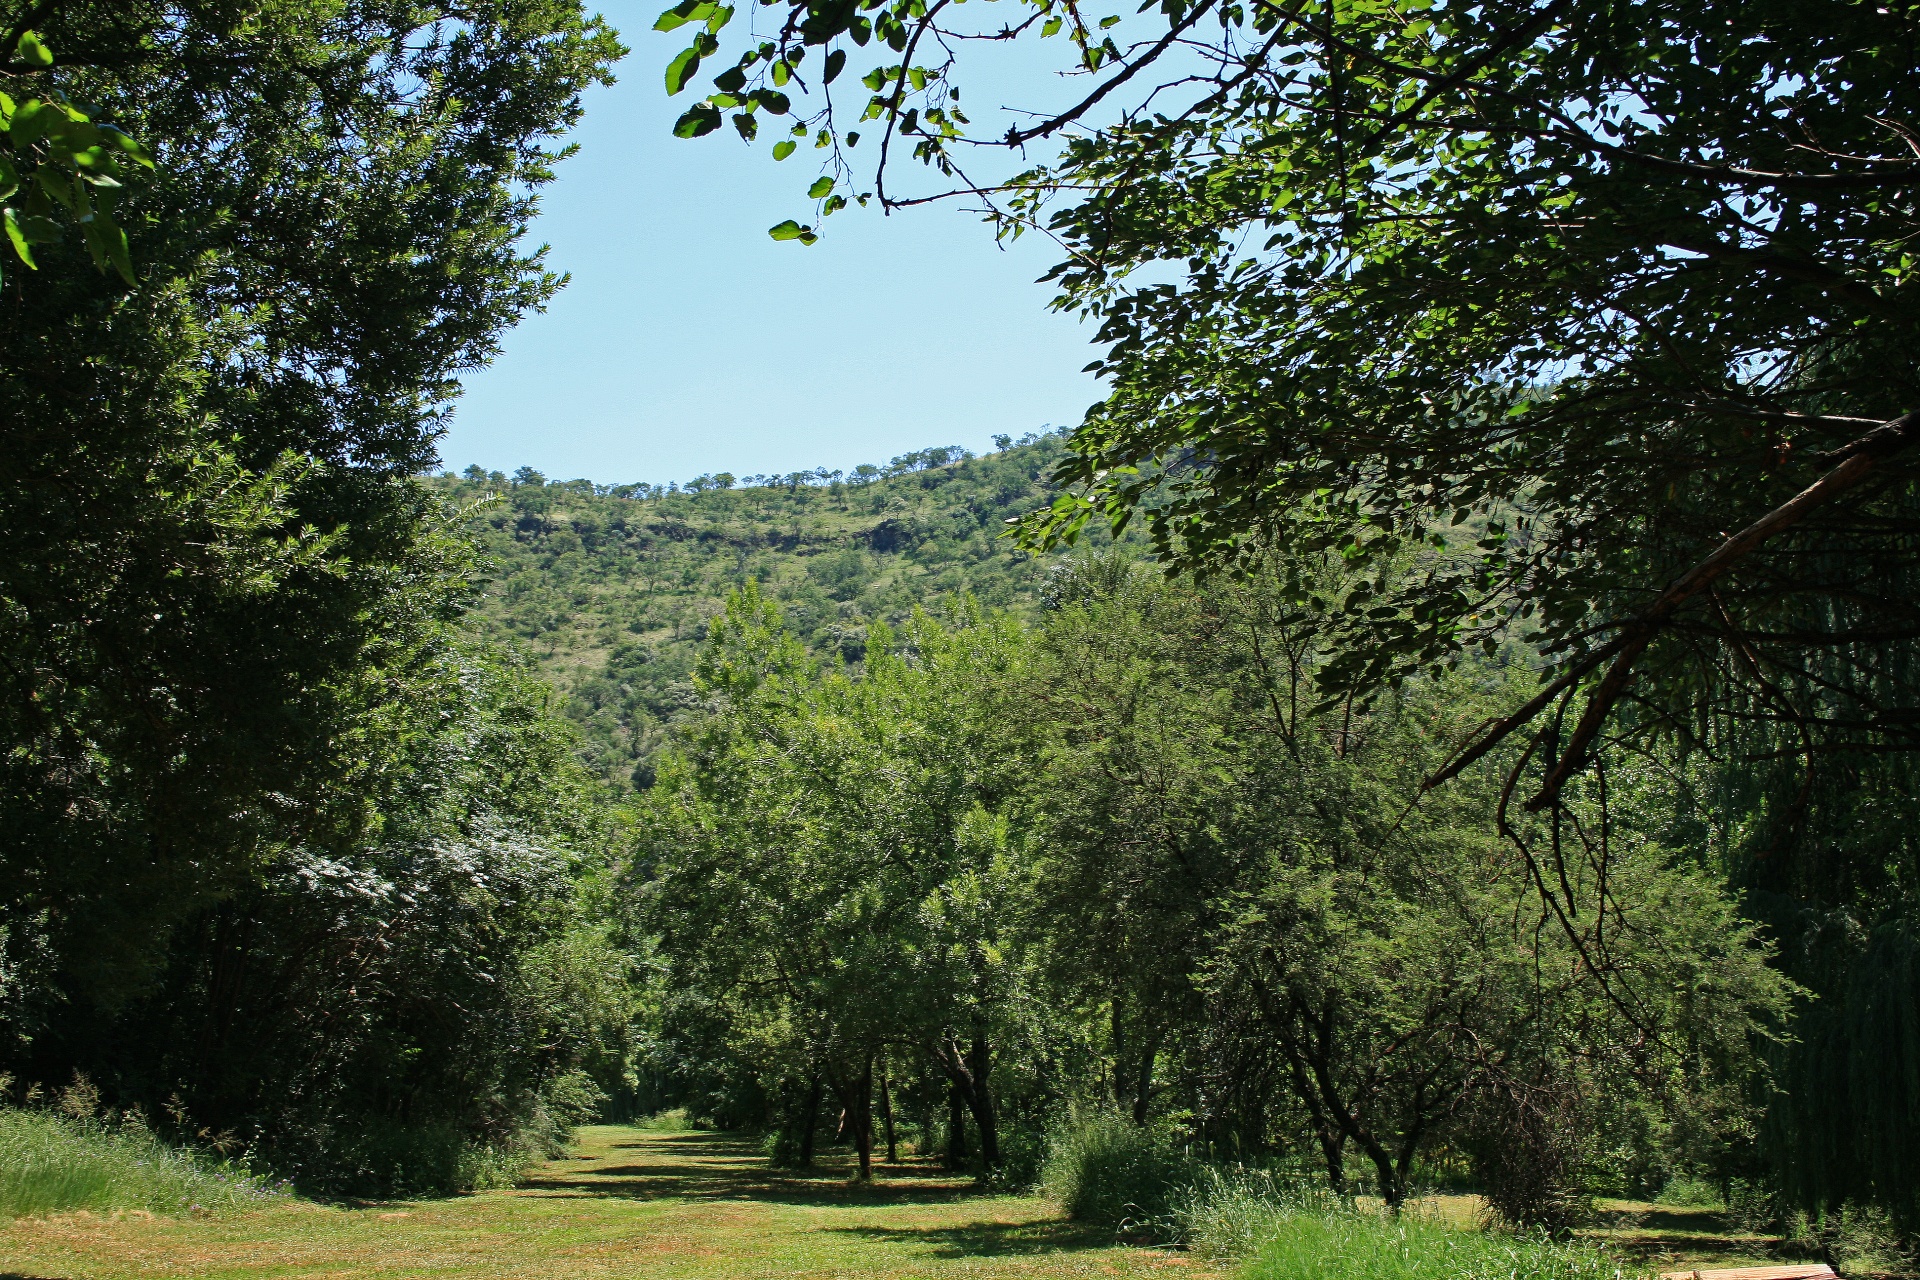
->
880, 1064, 898, 1163
1131, 1031, 1160, 1125
853, 1058, 874, 1181
946, 1085, 969, 1167
965, 1028, 1000, 1165
799, 1076, 823, 1168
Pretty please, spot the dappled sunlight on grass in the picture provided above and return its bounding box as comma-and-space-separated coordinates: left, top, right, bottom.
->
0, 1124, 1211, 1280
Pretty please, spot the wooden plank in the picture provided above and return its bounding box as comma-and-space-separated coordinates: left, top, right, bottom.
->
1659, 1267, 1835, 1280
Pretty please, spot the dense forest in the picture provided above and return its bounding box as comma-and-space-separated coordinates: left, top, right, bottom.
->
4, 0, 1920, 1270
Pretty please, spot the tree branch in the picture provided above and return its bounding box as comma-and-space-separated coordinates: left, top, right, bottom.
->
1523, 409, 1918, 809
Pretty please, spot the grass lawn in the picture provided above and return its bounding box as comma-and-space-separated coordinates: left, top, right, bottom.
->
0, 1125, 1215, 1280
1583, 1200, 1798, 1273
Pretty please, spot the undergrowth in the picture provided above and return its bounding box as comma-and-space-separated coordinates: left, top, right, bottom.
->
0, 1107, 289, 1219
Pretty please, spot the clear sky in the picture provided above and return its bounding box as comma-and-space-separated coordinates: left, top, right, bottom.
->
439, 3, 1108, 487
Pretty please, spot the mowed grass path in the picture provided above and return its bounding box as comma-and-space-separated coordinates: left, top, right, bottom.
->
0, 1126, 1214, 1280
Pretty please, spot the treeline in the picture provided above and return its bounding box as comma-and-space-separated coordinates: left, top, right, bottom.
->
630, 556, 1788, 1225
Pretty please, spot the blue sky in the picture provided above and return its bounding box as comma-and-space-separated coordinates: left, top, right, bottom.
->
440, 4, 1108, 487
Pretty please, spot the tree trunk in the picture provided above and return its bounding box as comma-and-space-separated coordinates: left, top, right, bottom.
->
946, 1085, 969, 1166
1131, 1032, 1159, 1125
880, 1065, 898, 1163
1316, 1127, 1349, 1196
935, 1025, 1000, 1166
852, 1058, 874, 1181
799, 1076, 823, 1168
965, 1028, 1000, 1165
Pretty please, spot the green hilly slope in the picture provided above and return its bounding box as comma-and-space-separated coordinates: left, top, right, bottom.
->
433, 433, 1131, 789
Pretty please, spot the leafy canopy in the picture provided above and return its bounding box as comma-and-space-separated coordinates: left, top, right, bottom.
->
660, 0, 1920, 801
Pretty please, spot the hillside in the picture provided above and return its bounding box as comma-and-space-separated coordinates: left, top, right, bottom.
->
433, 433, 1131, 789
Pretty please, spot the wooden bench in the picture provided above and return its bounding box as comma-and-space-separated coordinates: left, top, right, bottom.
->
1660, 1267, 1836, 1280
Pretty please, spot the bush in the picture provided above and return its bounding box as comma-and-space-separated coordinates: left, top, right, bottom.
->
1241, 1207, 1640, 1280
1656, 1175, 1724, 1207
274, 1119, 540, 1197
1039, 1112, 1200, 1228
0, 1108, 290, 1219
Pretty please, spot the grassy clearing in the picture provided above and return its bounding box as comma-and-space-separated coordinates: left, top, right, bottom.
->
0, 1108, 289, 1220
0, 1125, 1213, 1279
0, 1123, 1795, 1280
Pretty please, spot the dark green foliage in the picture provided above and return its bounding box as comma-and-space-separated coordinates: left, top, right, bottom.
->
0, 0, 629, 1192
7, 649, 636, 1195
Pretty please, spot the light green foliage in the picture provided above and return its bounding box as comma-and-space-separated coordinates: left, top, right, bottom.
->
0, 28, 154, 285
1027, 557, 1790, 1213
0, 1108, 288, 1219
1171, 1166, 1348, 1261
642, 585, 1044, 1172
635, 554, 1786, 1227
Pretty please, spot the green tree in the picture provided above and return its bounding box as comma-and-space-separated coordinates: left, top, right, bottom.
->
639, 587, 1042, 1174
0, 0, 622, 1021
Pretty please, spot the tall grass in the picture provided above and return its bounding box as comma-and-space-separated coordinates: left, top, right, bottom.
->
0, 1108, 290, 1219
1239, 1208, 1642, 1280
1039, 1111, 1200, 1228
1042, 1113, 1642, 1280
1169, 1164, 1348, 1259
635, 1107, 703, 1132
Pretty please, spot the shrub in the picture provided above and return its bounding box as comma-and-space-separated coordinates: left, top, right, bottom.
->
1241, 1207, 1640, 1280
637, 1107, 701, 1132
1039, 1112, 1199, 1228
270, 1119, 544, 1197
0, 1107, 290, 1219
1657, 1175, 1724, 1208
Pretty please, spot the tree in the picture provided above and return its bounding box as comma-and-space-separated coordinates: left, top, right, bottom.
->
662, 0, 1918, 795
0, 0, 622, 1019
640, 587, 1042, 1174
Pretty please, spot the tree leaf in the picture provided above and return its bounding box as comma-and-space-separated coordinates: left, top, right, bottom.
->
665, 47, 703, 95
654, 0, 709, 32
673, 103, 722, 137
3, 208, 34, 267
768, 219, 817, 244
808, 177, 834, 199
15, 31, 52, 68
824, 50, 847, 84
773, 140, 796, 160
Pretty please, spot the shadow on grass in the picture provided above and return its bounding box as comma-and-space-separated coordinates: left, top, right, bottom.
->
823, 1218, 1126, 1259
524, 1130, 989, 1210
